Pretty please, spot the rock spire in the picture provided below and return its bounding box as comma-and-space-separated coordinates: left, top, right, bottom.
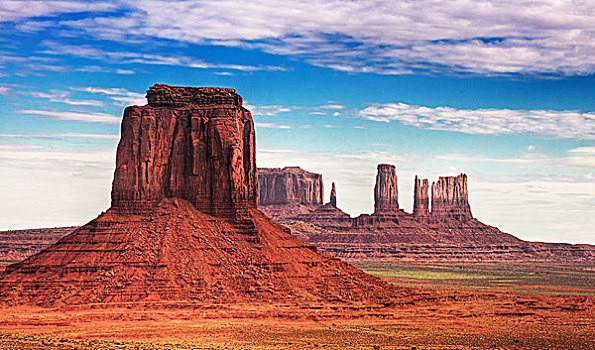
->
373, 164, 399, 215
413, 176, 429, 218
330, 182, 337, 208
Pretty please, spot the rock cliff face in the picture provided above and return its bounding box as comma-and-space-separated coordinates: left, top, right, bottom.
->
329, 182, 337, 208
374, 164, 399, 215
257, 167, 323, 206
111, 84, 257, 220
413, 176, 430, 218
431, 174, 472, 220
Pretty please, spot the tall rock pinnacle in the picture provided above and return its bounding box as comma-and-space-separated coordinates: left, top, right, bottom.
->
431, 173, 472, 220
374, 164, 399, 215
330, 182, 337, 208
413, 176, 429, 218
111, 84, 257, 219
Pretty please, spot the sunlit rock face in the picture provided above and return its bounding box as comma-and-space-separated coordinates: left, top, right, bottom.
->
111, 84, 257, 219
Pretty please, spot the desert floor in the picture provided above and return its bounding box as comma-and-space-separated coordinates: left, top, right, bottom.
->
0, 262, 593, 349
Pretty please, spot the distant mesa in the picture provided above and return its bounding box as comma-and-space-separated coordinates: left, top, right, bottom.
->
257, 165, 595, 263
257, 166, 323, 206
259, 163, 474, 226
0, 84, 399, 307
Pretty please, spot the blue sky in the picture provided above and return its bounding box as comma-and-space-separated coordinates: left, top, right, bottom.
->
0, 1, 593, 243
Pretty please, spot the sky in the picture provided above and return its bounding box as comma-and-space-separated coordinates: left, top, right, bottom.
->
0, 1, 593, 244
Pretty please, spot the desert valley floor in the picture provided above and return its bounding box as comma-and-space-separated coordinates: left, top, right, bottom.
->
1, 249, 593, 349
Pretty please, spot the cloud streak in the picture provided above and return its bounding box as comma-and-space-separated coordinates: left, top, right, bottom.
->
359, 103, 595, 140
0, 133, 119, 140
40, 0, 595, 76
38, 41, 288, 72
16, 109, 121, 124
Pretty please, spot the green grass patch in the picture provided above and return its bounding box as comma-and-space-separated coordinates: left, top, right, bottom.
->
352, 261, 595, 294
0, 261, 18, 265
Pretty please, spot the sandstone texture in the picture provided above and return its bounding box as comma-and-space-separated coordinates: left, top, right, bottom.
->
258, 167, 323, 206
111, 84, 257, 220
0, 85, 400, 307
413, 176, 429, 219
431, 174, 472, 220
374, 164, 399, 215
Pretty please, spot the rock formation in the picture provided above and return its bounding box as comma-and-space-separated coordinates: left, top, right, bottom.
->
258, 167, 323, 206
373, 164, 399, 215
259, 164, 595, 265
413, 176, 429, 219
111, 84, 256, 220
0, 84, 399, 307
329, 182, 337, 208
431, 174, 472, 220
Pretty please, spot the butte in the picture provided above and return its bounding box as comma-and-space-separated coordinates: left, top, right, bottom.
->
0, 84, 400, 307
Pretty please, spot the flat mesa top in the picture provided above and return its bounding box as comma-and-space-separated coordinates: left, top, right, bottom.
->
146, 83, 243, 108
259, 166, 321, 176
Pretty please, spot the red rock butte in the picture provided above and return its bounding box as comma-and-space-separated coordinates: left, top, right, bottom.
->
0, 84, 400, 307
111, 84, 257, 219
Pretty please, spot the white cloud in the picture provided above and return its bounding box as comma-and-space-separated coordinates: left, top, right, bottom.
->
254, 122, 293, 129
0, 1, 117, 22
39, 41, 288, 72
73, 86, 146, 106
28, 90, 105, 106
0, 145, 115, 230
245, 103, 295, 116
0, 133, 119, 140
246, 102, 349, 117
359, 103, 595, 140
45, 0, 595, 76
16, 109, 121, 124
115, 68, 134, 74
0, 85, 10, 94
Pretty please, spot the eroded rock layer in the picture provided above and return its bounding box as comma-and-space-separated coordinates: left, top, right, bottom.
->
1, 200, 397, 306
0, 84, 399, 307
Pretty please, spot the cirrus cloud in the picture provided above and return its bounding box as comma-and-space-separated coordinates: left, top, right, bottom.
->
359, 103, 595, 140
44, 0, 595, 76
